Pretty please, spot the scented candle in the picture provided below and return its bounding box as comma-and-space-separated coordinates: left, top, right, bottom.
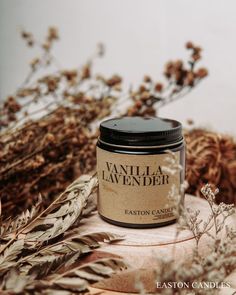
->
96, 116, 185, 228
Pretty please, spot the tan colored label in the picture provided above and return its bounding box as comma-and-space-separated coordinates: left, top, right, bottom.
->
96, 147, 180, 224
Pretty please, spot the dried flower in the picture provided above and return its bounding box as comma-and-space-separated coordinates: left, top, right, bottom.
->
196, 68, 208, 78
185, 129, 236, 204
143, 75, 152, 83
106, 74, 122, 87
153, 153, 236, 295
81, 64, 91, 80
154, 83, 163, 92
48, 26, 59, 41
186, 41, 194, 49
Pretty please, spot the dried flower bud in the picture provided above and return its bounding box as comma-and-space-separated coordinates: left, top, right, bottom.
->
39, 76, 60, 92
174, 71, 183, 85
30, 58, 40, 69
164, 61, 174, 78
4, 96, 21, 113
71, 137, 79, 145
186, 118, 194, 125
81, 65, 91, 80
164, 72, 171, 79
48, 27, 59, 41
21, 31, 30, 39
192, 53, 201, 61
154, 83, 163, 92
135, 100, 143, 109
35, 155, 45, 165
174, 60, 183, 70
42, 42, 50, 51
106, 75, 122, 87
48, 79, 59, 92
185, 72, 195, 86
21, 30, 34, 46
113, 84, 122, 91
143, 75, 152, 83
127, 107, 137, 116
196, 68, 208, 78
172, 88, 178, 95
48, 150, 57, 159
62, 70, 77, 81
186, 41, 194, 49
139, 85, 146, 93
27, 40, 34, 47
45, 133, 55, 143
8, 113, 16, 121
194, 46, 202, 54
140, 91, 151, 101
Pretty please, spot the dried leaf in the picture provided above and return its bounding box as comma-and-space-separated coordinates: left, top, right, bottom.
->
3, 258, 126, 294
23, 175, 98, 245
0, 240, 24, 271
3, 269, 29, 293
0, 175, 104, 291
18, 232, 123, 273
53, 277, 87, 292
0, 196, 42, 240
0, 175, 98, 256
46, 258, 127, 292
37, 291, 71, 295
75, 232, 124, 244
28, 252, 80, 279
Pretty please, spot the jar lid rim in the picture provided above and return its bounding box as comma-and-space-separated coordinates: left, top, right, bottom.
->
99, 116, 183, 147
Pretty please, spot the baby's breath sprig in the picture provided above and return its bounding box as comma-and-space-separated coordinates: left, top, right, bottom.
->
153, 153, 236, 295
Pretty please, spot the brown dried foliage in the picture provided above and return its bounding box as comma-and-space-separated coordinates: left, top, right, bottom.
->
0, 175, 127, 294
0, 28, 210, 219
1, 26, 236, 294
0, 104, 109, 218
185, 129, 236, 204
126, 42, 208, 117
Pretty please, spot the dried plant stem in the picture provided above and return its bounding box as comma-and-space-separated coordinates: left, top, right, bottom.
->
158, 80, 201, 108
0, 175, 97, 254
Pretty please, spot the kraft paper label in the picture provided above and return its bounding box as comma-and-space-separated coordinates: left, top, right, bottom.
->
96, 147, 180, 224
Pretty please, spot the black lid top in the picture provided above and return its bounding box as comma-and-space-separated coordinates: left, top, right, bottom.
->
99, 116, 183, 147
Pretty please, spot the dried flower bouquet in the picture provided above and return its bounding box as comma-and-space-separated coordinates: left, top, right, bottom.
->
0, 27, 212, 219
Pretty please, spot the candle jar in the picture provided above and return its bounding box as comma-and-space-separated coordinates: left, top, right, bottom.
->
96, 116, 185, 228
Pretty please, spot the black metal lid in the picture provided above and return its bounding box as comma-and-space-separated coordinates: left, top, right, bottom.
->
99, 116, 183, 147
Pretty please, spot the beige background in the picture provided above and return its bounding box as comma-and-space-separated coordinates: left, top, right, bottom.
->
0, 0, 236, 134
